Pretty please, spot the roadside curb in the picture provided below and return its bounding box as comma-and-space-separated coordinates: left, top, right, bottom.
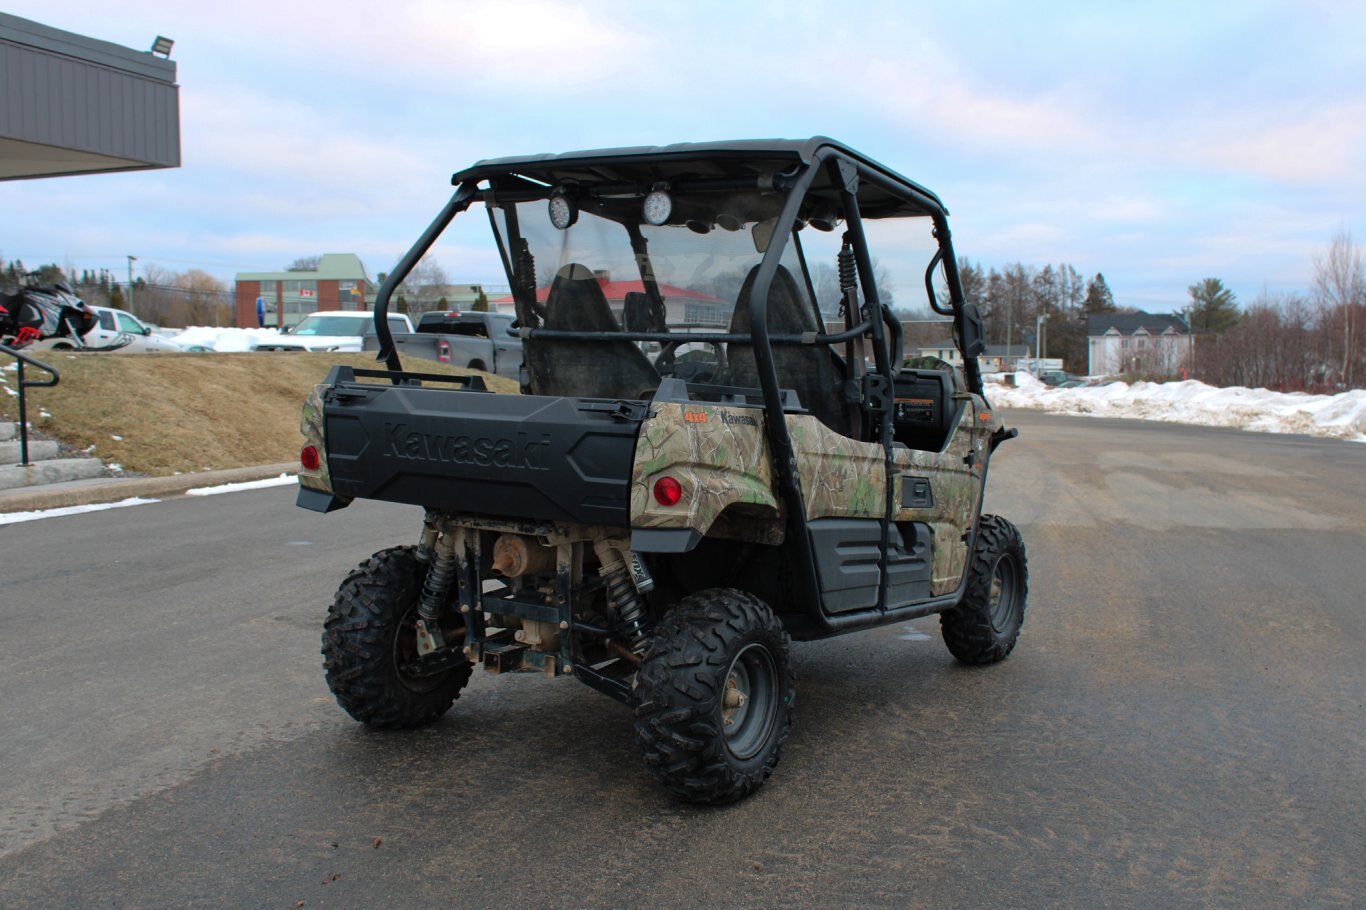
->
0, 462, 297, 514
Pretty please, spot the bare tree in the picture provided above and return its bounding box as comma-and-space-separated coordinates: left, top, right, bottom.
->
400, 254, 448, 312
1312, 229, 1364, 388
123, 264, 231, 327
287, 256, 322, 271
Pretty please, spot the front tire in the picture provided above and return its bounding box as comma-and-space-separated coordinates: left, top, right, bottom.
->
940, 514, 1028, 664
634, 588, 794, 804
322, 546, 473, 728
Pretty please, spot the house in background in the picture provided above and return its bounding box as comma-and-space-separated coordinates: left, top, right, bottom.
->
417, 284, 509, 314
1087, 313, 1192, 377
916, 338, 964, 367
913, 341, 1034, 372
234, 254, 373, 328
493, 271, 726, 324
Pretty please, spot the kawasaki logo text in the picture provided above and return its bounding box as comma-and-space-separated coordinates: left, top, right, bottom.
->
385, 424, 550, 470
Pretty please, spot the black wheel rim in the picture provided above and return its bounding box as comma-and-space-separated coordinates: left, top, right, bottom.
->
721, 643, 778, 761
393, 609, 446, 693
987, 555, 1020, 633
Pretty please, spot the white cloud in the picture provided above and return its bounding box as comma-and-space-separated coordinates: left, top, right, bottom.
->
1185, 101, 1366, 183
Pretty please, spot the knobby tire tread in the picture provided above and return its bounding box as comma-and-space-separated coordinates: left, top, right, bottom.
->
322, 546, 472, 729
940, 514, 1028, 665
633, 588, 794, 805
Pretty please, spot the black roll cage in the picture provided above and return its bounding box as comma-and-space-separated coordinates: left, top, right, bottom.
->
367, 139, 988, 635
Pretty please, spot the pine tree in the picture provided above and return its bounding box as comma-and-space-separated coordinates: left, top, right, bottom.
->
1188, 277, 1239, 335
1083, 273, 1116, 315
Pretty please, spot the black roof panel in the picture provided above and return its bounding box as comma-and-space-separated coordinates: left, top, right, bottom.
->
451, 137, 947, 216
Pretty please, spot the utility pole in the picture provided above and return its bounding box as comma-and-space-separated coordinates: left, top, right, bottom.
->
127, 255, 137, 313
1034, 313, 1047, 375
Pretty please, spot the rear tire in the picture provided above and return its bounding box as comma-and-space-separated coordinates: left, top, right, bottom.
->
634, 588, 794, 804
940, 514, 1028, 664
322, 546, 472, 728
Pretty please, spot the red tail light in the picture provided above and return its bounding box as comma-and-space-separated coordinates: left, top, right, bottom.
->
652, 476, 682, 506
300, 445, 321, 471
438, 341, 451, 363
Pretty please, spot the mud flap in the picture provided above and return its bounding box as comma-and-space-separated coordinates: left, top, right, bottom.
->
297, 486, 351, 513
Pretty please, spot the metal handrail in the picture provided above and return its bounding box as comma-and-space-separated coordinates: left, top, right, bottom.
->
0, 342, 60, 467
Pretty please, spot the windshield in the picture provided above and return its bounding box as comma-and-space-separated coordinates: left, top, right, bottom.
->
498, 191, 815, 335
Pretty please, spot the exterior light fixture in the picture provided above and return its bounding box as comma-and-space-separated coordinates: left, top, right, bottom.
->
150, 36, 174, 57
808, 213, 842, 232
652, 476, 683, 506
548, 189, 578, 230
642, 183, 673, 226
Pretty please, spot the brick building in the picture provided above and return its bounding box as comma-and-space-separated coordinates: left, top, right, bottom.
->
234, 254, 373, 328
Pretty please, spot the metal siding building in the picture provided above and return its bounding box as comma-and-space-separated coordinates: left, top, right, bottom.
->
0, 12, 180, 181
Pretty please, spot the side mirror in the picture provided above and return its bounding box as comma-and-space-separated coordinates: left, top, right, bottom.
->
622, 291, 666, 333
959, 303, 986, 359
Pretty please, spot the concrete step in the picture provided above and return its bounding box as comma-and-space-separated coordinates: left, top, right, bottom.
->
0, 422, 16, 442
1, 439, 61, 465
0, 457, 107, 491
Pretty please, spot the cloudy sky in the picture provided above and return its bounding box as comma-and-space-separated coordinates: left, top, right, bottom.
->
2, 0, 1362, 313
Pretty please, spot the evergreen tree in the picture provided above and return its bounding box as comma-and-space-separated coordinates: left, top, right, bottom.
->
1083, 273, 1116, 315
473, 289, 489, 312
1187, 277, 1240, 335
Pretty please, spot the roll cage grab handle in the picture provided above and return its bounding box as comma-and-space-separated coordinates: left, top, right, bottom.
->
372, 180, 480, 374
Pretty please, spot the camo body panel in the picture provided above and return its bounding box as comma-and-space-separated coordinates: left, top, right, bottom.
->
630, 402, 782, 541
785, 414, 886, 520
892, 392, 995, 594
298, 383, 333, 493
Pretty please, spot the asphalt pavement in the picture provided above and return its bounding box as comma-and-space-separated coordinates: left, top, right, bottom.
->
0, 412, 1362, 908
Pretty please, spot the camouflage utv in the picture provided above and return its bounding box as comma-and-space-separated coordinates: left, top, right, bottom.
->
298, 138, 1027, 804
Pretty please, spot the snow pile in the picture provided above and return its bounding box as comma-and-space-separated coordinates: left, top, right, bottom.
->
986, 372, 1366, 442
168, 326, 282, 352
0, 497, 160, 526
185, 474, 296, 496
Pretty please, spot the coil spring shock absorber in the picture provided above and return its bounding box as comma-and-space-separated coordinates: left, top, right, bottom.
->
839, 238, 857, 293
516, 241, 538, 326
602, 565, 649, 652
594, 540, 652, 653
415, 532, 458, 654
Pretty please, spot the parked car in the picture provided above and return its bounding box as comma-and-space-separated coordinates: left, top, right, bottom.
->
254, 311, 415, 352
1038, 369, 1068, 386
31, 305, 185, 353
363, 310, 522, 378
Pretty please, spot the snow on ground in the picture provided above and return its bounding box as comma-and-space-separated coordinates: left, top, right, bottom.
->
169, 326, 282, 352
0, 497, 160, 525
986, 372, 1366, 442
2, 477, 298, 524
184, 474, 297, 496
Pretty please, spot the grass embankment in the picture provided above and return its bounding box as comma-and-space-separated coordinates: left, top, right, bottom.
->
1, 352, 517, 476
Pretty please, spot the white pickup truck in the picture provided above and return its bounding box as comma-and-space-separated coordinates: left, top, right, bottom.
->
254, 311, 415, 352
32, 305, 186, 353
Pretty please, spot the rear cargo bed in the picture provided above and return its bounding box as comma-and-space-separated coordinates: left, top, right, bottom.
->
320, 366, 646, 525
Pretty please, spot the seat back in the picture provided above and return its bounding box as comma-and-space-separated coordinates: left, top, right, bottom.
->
724, 265, 854, 436
523, 263, 660, 399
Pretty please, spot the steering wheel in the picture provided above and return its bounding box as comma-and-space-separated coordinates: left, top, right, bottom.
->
655, 339, 728, 384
